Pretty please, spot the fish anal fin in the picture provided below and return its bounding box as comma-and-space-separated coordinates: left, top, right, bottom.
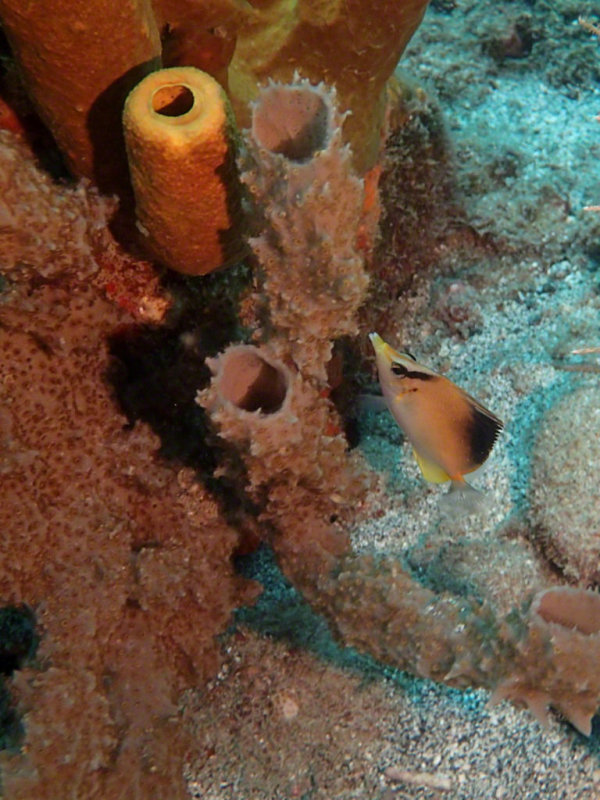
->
412, 448, 451, 484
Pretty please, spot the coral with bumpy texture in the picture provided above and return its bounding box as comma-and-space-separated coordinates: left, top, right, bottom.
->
123, 66, 245, 276
530, 385, 600, 586
0, 131, 254, 799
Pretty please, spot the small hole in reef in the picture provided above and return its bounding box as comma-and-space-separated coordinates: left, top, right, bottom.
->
220, 351, 288, 414
153, 85, 194, 117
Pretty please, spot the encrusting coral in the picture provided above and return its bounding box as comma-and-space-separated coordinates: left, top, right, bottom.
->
0, 130, 256, 798
123, 66, 245, 275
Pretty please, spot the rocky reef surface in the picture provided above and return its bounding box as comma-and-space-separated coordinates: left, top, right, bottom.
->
0, 0, 600, 798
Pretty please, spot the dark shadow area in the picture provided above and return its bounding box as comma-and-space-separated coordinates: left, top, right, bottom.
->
0, 30, 70, 182
87, 58, 159, 200
106, 264, 250, 467
0, 605, 38, 752
107, 319, 219, 472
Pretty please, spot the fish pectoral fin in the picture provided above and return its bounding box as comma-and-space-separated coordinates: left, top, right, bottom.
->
412, 449, 452, 484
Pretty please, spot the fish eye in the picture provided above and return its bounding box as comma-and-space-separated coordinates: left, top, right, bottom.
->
391, 362, 407, 377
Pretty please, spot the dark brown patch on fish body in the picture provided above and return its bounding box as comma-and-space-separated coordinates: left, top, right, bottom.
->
466, 404, 504, 465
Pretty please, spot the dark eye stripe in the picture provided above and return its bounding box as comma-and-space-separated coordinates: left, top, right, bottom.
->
391, 362, 435, 381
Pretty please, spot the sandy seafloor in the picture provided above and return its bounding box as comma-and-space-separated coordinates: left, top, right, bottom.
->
186, 3, 600, 799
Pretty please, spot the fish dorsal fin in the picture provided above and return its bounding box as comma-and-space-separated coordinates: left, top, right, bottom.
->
412, 448, 451, 484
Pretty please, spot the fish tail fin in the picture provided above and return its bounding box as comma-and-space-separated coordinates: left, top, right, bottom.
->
440, 477, 487, 517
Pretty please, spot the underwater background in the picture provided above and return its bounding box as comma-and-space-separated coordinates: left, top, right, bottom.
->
1, 0, 600, 798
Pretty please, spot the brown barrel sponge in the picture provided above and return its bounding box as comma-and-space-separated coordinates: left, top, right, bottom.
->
123, 66, 245, 276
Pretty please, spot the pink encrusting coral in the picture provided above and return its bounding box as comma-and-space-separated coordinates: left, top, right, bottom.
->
0, 130, 256, 798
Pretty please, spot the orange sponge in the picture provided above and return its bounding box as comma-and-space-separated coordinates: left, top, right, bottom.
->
0, 0, 161, 194
123, 66, 245, 276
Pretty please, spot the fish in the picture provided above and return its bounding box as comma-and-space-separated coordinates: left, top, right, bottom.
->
369, 332, 503, 496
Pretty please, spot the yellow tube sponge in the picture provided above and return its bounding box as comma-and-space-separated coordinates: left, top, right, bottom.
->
123, 66, 245, 276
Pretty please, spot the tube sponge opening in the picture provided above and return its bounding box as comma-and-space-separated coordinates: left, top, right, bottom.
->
534, 587, 600, 636
214, 348, 289, 415
123, 66, 245, 276
151, 85, 195, 118
251, 85, 330, 162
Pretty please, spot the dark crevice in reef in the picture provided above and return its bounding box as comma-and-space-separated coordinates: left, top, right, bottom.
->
107, 322, 218, 471
106, 266, 251, 473
105, 266, 266, 545
0, 605, 38, 752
